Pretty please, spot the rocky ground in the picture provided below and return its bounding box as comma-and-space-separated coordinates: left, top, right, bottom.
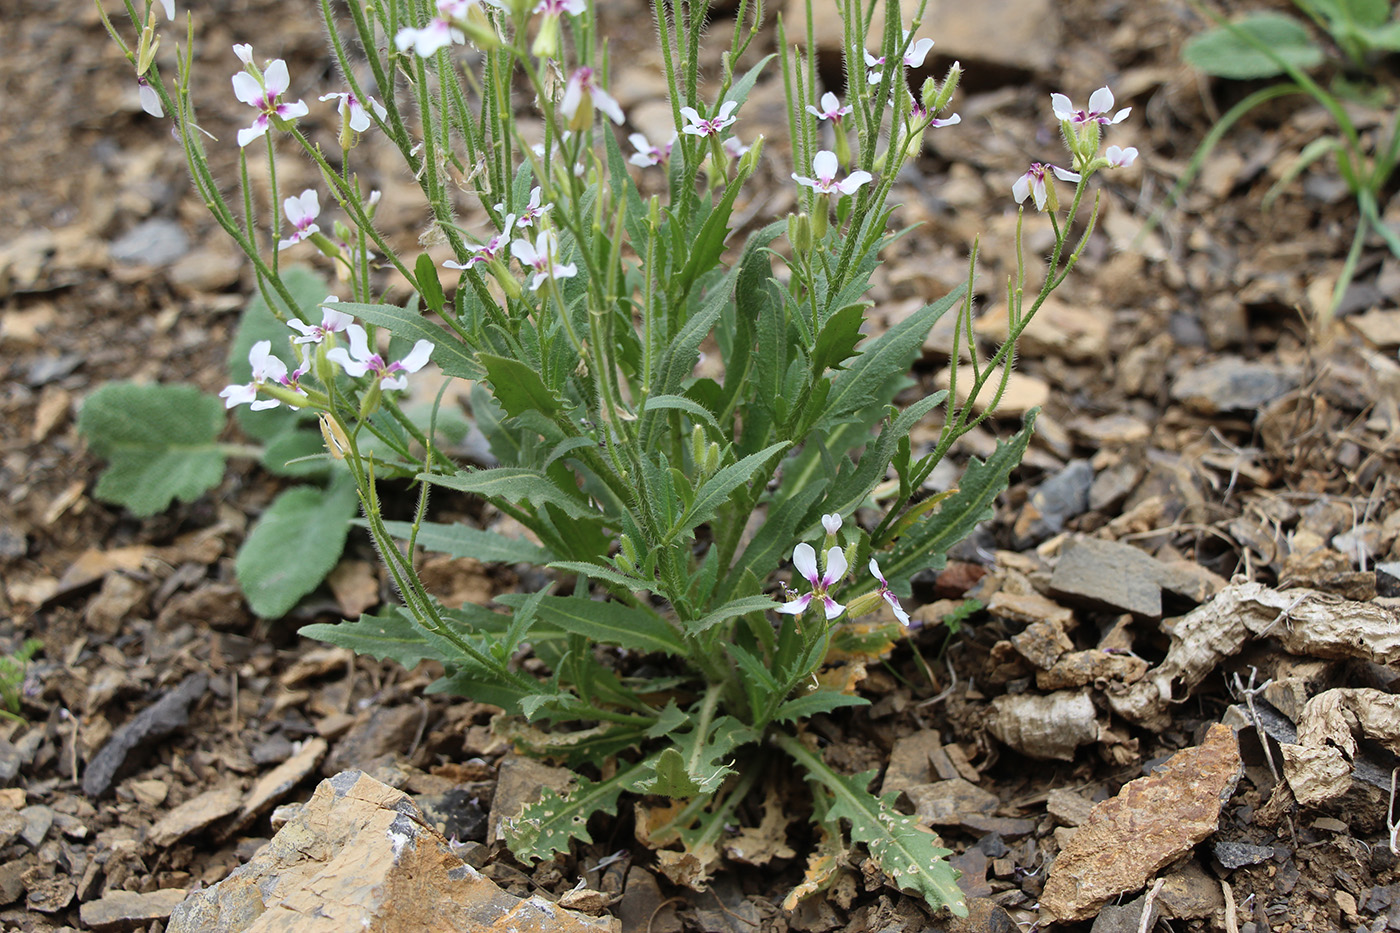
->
4, 0, 1400, 930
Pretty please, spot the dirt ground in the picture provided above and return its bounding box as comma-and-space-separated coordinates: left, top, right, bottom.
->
4, 0, 1400, 930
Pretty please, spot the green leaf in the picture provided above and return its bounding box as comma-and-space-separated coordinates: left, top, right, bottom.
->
810, 303, 867, 375
667, 441, 789, 543
773, 690, 870, 723
414, 253, 446, 314
479, 353, 563, 418
1182, 12, 1324, 79
548, 560, 656, 594
533, 596, 685, 655
821, 391, 947, 519
685, 594, 780, 636
374, 519, 553, 564
508, 759, 652, 863
299, 605, 445, 669
778, 734, 965, 917
419, 466, 593, 520
641, 394, 722, 434
79, 382, 227, 517
638, 747, 705, 798
326, 300, 483, 380
882, 409, 1037, 593
235, 476, 359, 617
822, 287, 962, 424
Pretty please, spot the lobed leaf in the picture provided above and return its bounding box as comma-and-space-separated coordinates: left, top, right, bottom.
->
508, 759, 652, 863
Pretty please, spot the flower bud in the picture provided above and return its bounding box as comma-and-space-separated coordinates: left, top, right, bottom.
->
918, 77, 938, 112
460, 4, 500, 50
531, 12, 562, 59
788, 212, 812, 253
931, 61, 961, 113
842, 590, 884, 619
689, 424, 707, 472
486, 258, 522, 301
309, 231, 343, 261
736, 134, 764, 178
358, 380, 383, 419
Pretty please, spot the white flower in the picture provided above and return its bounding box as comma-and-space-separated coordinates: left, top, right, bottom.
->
561, 67, 625, 126
232, 43, 254, 65
777, 542, 848, 620
288, 299, 353, 345
1050, 86, 1130, 128
510, 229, 576, 291
277, 189, 321, 251
1012, 162, 1080, 211
722, 136, 750, 159
869, 559, 912, 628
326, 324, 434, 391
628, 131, 674, 167
219, 340, 306, 410
806, 92, 851, 123
821, 513, 843, 535
159, 0, 175, 19
1105, 145, 1138, 168
231, 55, 309, 147
792, 150, 871, 196
319, 90, 388, 135
394, 0, 483, 56
137, 77, 162, 118
534, 0, 584, 11
444, 215, 515, 269
680, 100, 738, 137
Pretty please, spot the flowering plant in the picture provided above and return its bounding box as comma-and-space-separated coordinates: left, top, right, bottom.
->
98, 0, 1137, 913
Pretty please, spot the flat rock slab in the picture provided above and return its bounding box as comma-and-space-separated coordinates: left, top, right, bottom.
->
80, 888, 188, 932
1171, 357, 1300, 414
1049, 537, 1164, 617
148, 785, 243, 847
1040, 724, 1242, 923
220, 738, 328, 839
82, 672, 208, 798
169, 770, 617, 933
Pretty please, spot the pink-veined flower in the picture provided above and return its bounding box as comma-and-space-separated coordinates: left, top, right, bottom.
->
628, 131, 675, 167
1012, 162, 1080, 211
219, 340, 307, 410
722, 136, 750, 159
792, 150, 871, 196
806, 92, 852, 123
910, 98, 961, 128
863, 33, 934, 83
394, 0, 480, 56
509, 187, 552, 228
561, 67, 625, 127
778, 542, 848, 620
277, 189, 320, 251
319, 90, 388, 135
444, 214, 515, 269
232, 55, 309, 147
288, 299, 353, 345
1105, 145, 1138, 168
1050, 86, 1130, 128
326, 324, 434, 391
869, 559, 913, 628
137, 77, 162, 118
680, 100, 738, 137
511, 229, 577, 291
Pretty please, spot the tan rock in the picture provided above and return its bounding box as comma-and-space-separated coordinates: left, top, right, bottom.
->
933, 365, 1049, 416
169, 771, 617, 933
80, 888, 188, 932
1039, 725, 1241, 923
148, 785, 243, 847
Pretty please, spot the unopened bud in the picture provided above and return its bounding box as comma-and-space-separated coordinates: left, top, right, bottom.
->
736, 134, 764, 178
648, 194, 661, 229
919, 77, 938, 112
309, 231, 343, 261
486, 258, 522, 300
690, 424, 707, 471
531, 11, 561, 58
460, 4, 500, 50
358, 380, 383, 420
788, 212, 812, 253
931, 61, 961, 112
701, 441, 720, 476
136, 22, 159, 75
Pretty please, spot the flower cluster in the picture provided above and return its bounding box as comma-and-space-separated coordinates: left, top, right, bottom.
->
776, 514, 913, 628
1014, 84, 1139, 211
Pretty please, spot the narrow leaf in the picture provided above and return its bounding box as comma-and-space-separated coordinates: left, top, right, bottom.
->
375, 519, 553, 564
419, 466, 593, 520
668, 441, 789, 542
534, 596, 685, 655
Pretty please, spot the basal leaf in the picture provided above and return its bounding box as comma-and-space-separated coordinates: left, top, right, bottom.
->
235, 475, 359, 617
533, 595, 685, 655
773, 690, 870, 723
299, 605, 446, 669
79, 382, 226, 517
375, 519, 553, 564
508, 759, 652, 863
1182, 12, 1324, 79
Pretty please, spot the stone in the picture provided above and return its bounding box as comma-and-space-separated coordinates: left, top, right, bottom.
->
322, 705, 422, 776
1348, 308, 1400, 348
879, 730, 942, 797
934, 365, 1049, 416
945, 896, 1018, 933
416, 786, 489, 845
1213, 840, 1273, 869
1011, 459, 1094, 548
24, 873, 75, 913
1045, 788, 1094, 827
1156, 861, 1225, 920
168, 771, 617, 933
223, 738, 328, 838
148, 785, 244, 847
80, 888, 188, 932
0, 809, 23, 848
988, 691, 1099, 761
19, 804, 53, 847
985, 591, 1072, 628
1039, 725, 1242, 923
1010, 620, 1074, 670
168, 245, 243, 292
976, 297, 1110, 363
1170, 357, 1300, 414
0, 858, 25, 906
1036, 650, 1149, 690
83, 673, 209, 797
905, 779, 998, 826
487, 755, 574, 844
1049, 536, 1165, 617
109, 218, 190, 266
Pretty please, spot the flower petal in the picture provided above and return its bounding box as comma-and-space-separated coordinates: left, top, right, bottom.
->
812, 149, 838, 180
777, 594, 812, 615
399, 340, 434, 373
821, 546, 847, 587
231, 71, 264, 107
792, 542, 819, 585
820, 596, 846, 620
263, 60, 291, 97
1049, 92, 1073, 121
1088, 85, 1114, 115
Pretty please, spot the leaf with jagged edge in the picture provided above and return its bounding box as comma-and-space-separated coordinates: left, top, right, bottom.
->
507, 758, 654, 864
495, 716, 650, 769
820, 768, 965, 916
631, 715, 757, 798
781, 823, 847, 911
